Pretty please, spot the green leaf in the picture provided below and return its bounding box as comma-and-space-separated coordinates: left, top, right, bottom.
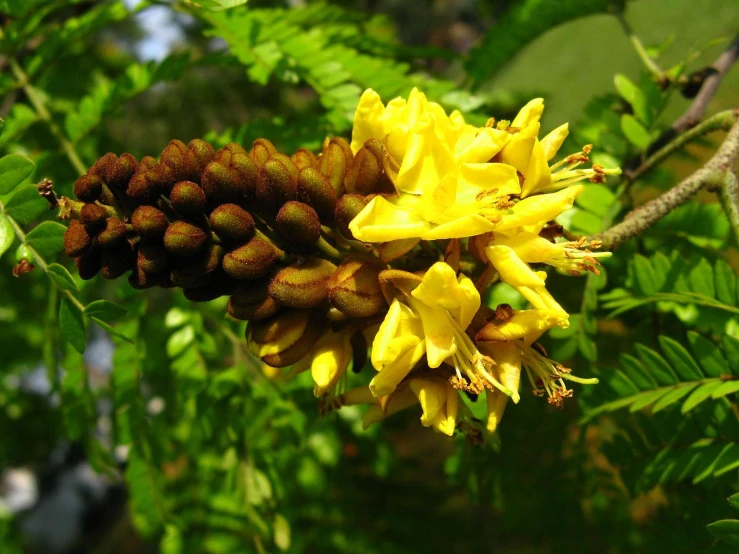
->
0, 214, 14, 258
632, 254, 658, 295
689, 257, 715, 298
85, 300, 127, 321
575, 184, 616, 218
26, 221, 67, 259
651, 383, 697, 413
681, 380, 724, 413
614, 74, 649, 124
729, 493, 739, 511
167, 325, 194, 358
688, 332, 727, 378
707, 519, 739, 546
620, 354, 656, 390
635, 343, 679, 386
3, 183, 45, 224
620, 114, 651, 149
47, 263, 79, 292
90, 317, 134, 344
274, 513, 291, 552
659, 335, 703, 380
722, 335, 739, 374
59, 296, 86, 353
0, 153, 34, 194
711, 381, 739, 400
713, 444, 739, 477
715, 259, 736, 306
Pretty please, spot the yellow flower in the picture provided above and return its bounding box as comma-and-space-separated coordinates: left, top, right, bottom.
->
476, 308, 568, 344
482, 341, 522, 431
290, 328, 353, 397
369, 261, 511, 397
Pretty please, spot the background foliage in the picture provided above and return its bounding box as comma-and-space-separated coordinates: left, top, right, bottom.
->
0, 0, 738, 552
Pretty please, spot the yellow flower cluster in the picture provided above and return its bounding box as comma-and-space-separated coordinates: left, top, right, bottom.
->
267, 88, 616, 438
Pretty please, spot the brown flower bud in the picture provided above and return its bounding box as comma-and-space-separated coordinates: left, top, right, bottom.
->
131, 205, 169, 238
222, 237, 277, 280
139, 156, 159, 172
256, 158, 297, 210
344, 139, 393, 195
328, 258, 386, 318
201, 154, 257, 204
88, 153, 116, 179
249, 138, 277, 167
170, 180, 206, 215
319, 140, 349, 195
73, 174, 103, 203
75, 246, 101, 280
137, 241, 170, 274
183, 277, 234, 302
228, 279, 279, 321
170, 244, 224, 288
219, 143, 248, 159
268, 257, 337, 309
334, 193, 368, 238
127, 171, 163, 205
291, 148, 317, 170
97, 217, 127, 248
64, 220, 92, 257
159, 139, 189, 188
129, 267, 167, 290
104, 153, 138, 189
79, 203, 107, 232
163, 220, 208, 257
247, 308, 326, 367
297, 167, 338, 223
101, 242, 134, 279
209, 203, 255, 243
275, 201, 321, 245
270, 153, 299, 182
185, 139, 216, 181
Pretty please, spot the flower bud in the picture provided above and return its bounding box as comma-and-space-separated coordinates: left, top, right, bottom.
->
139, 156, 159, 172
328, 258, 385, 318
268, 257, 337, 309
131, 205, 169, 238
137, 241, 170, 274
319, 140, 349, 195
97, 217, 127, 248
256, 158, 297, 210
170, 180, 206, 215
170, 244, 224, 288
270, 153, 299, 182
249, 138, 277, 167
75, 246, 101, 280
127, 171, 163, 205
163, 220, 208, 257
275, 201, 321, 245
104, 153, 138, 189
73, 174, 103, 203
159, 139, 189, 188
64, 220, 92, 257
291, 148, 317, 170
185, 139, 216, 181
209, 203, 255, 243
79, 203, 107, 232
89, 152, 117, 179
129, 267, 167, 290
219, 142, 248, 159
228, 279, 279, 321
297, 167, 337, 222
334, 193, 368, 238
247, 309, 326, 367
222, 237, 278, 280
201, 153, 258, 204
101, 242, 134, 279
344, 139, 393, 194
183, 277, 233, 302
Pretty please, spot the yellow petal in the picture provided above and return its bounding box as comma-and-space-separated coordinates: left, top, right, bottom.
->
409, 378, 447, 426
362, 387, 418, 429
541, 123, 569, 160
485, 245, 546, 289
457, 163, 521, 199
520, 139, 551, 198
500, 136, 534, 174
483, 342, 521, 404
371, 298, 403, 369
431, 384, 459, 436
348, 196, 430, 242
311, 330, 352, 397
350, 89, 387, 154
494, 185, 583, 232
511, 98, 544, 129
477, 309, 567, 343
411, 262, 481, 329
485, 390, 509, 433
340, 385, 375, 406
411, 300, 456, 368
395, 114, 455, 195
369, 339, 426, 397
455, 127, 510, 164
420, 214, 497, 240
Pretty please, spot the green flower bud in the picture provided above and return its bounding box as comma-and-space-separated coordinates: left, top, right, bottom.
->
222, 237, 278, 280
101, 242, 134, 280
230, 152, 258, 200
64, 220, 92, 257
249, 138, 277, 167
328, 258, 386, 318
297, 167, 337, 223
97, 217, 127, 248
73, 174, 103, 203
75, 246, 102, 280
209, 203, 255, 243
79, 203, 107, 231
275, 201, 321, 245
256, 158, 297, 211
228, 279, 279, 321
127, 171, 163, 205
268, 257, 337, 309
170, 180, 206, 215
170, 244, 224, 288
291, 148, 317, 170
164, 220, 208, 257
270, 153, 299, 182
137, 241, 170, 274
334, 193, 368, 239
319, 140, 349, 195
247, 308, 326, 367
185, 139, 216, 181
131, 205, 169, 238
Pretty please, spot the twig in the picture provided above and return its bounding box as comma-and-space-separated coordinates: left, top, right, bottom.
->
614, 11, 663, 80
594, 120, 739, 249
719, 171, 739, 245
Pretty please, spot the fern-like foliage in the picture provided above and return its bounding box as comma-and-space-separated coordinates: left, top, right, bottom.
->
707, 493, 739, 548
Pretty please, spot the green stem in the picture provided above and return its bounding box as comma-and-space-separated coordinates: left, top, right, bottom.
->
719, 171, 739, 246
315, 234, 345, 261
614, 11, 663, 80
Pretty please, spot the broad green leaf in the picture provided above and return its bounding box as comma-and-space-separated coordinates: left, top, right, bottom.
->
274, 513, 291, 552
681, 380, 724, 413
26, 221, 67, 259
620, 114, 650, 149
715, 259, 736, 306
0, 214, 14, 258
85, 300, 127, 321
614, 74, 649, 124
4, 183, 45, 224
651, 383, 698, 413
0, 153, 34, 194
635, 343, 679, 385
574, 184, 615, 218
167, 325, 194, 358
47, 263, 79, 292
59, 296, 86, 353
708, 520, 739, 546
659, 335, 703, 380
688, 332, 727, 378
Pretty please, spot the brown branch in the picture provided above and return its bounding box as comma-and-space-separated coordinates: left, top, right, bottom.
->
594, 120, 739, 249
